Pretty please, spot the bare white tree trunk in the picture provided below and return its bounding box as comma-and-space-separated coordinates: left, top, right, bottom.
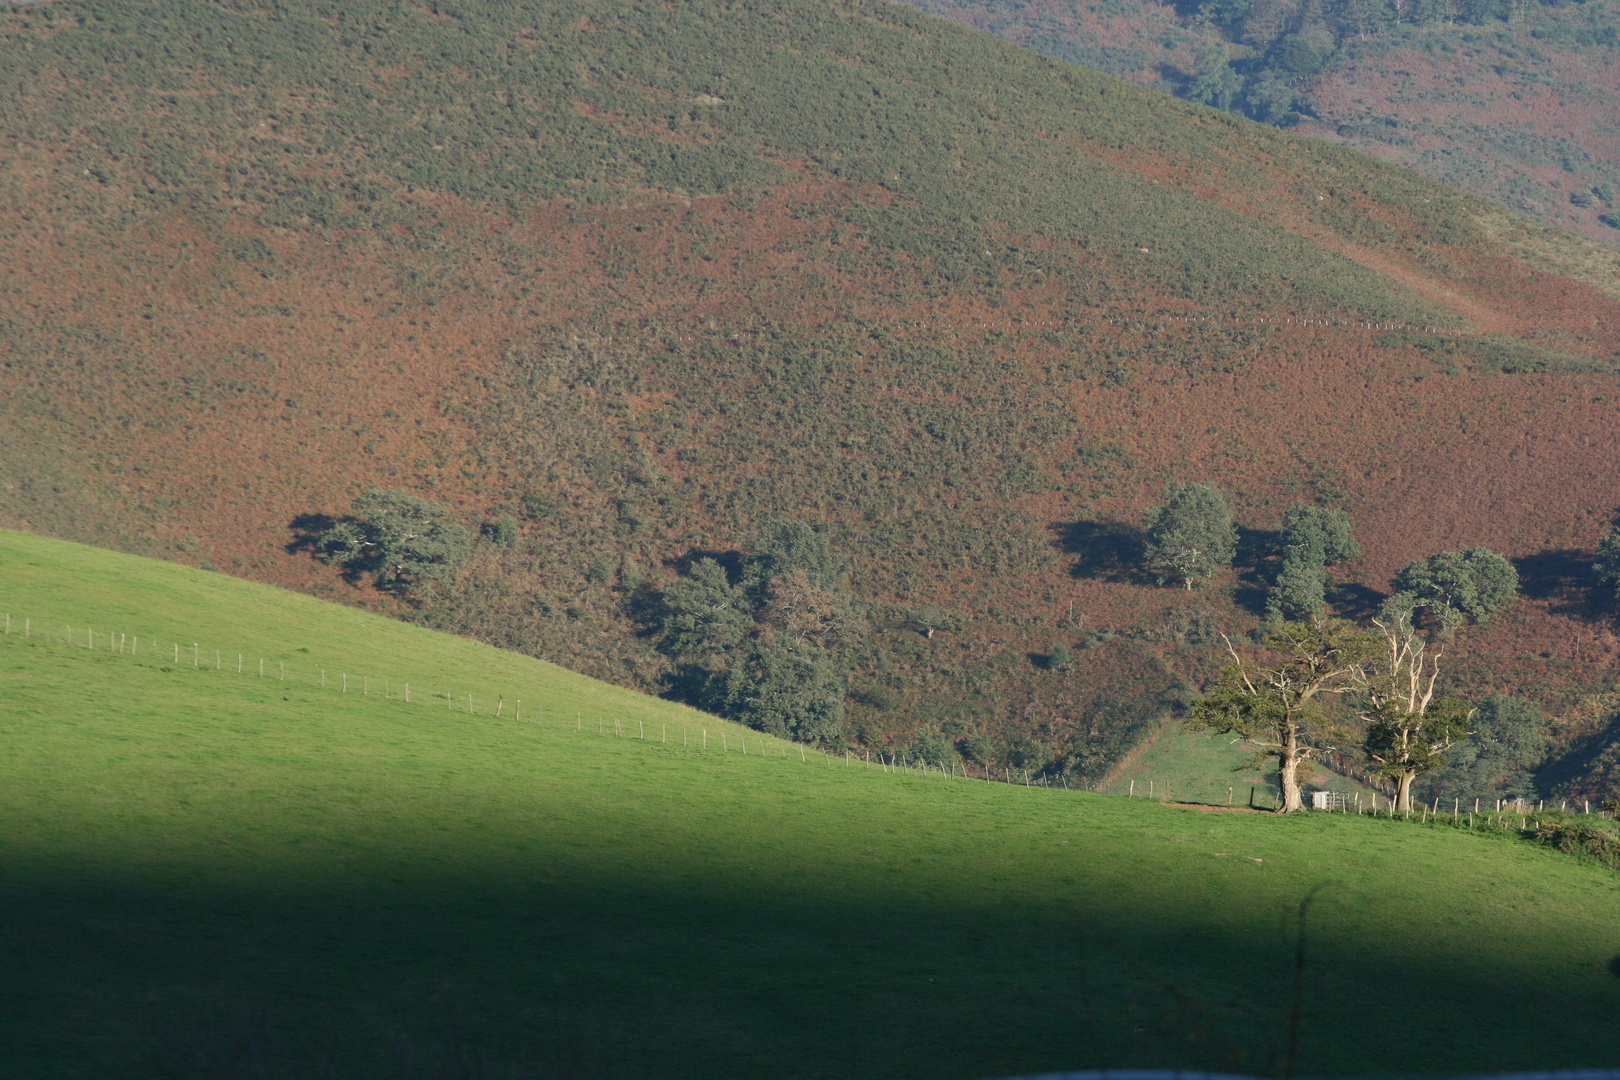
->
1279, 731, 1306, 812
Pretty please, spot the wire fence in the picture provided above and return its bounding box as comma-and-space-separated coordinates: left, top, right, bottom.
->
8, 610, 1615, 827
1, 609, 1055, 786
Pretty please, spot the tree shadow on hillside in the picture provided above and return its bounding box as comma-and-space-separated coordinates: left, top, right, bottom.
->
1231, 527, 1278, 616
285, 512, 370, 587
1326, 582, 1386, 623
285, 513, 335, 556
1514, 549, 1599, 618
1056, 520, 1145, 583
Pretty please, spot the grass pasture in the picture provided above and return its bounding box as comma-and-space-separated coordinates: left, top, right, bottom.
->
3, 529, 1620, 1079
1102, 721, 1383, 809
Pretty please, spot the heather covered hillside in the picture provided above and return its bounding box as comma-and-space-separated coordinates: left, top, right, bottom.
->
3, 0, 1620, 794
905, 0, 1620, 244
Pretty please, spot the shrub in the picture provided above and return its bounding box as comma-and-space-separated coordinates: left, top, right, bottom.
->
1535, 821, 1620, 870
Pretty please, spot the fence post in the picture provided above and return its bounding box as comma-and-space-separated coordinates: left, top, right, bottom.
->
193, 644, 198, 667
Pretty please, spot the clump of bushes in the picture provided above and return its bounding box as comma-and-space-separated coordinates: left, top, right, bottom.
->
1534, 821, 1620, 870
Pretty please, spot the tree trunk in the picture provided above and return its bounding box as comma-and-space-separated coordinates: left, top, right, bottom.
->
1278, 732, 1306, 813
1394, 771, 1415, 813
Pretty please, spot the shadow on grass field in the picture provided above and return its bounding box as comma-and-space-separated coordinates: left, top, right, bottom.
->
4, 530, 1620, 1079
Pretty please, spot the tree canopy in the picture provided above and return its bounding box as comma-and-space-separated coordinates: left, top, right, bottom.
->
1593, 522, 1620, 606
1387, 547, 1518, 633
318, 490, 471, 597
658, 520, 861, 745
1141, 482, 1238, 590
1268, 504, 1361, 621
1421, 694, 1550, 804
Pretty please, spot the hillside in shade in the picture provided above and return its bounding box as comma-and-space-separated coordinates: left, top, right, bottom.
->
3, 0, 1620, 792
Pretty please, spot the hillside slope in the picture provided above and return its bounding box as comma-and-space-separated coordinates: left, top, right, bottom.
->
4, 528, 1620, 1078
2, 0, 1620, 786
902, 0, 1620, 244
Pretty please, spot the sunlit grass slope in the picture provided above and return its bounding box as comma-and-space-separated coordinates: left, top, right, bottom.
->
3, 529, 1619, 1080
1101, 721, 1382, 809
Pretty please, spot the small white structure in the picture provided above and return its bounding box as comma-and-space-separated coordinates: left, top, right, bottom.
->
1311, 790, 1349, 811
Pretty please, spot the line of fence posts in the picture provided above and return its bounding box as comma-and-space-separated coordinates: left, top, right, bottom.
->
11, 614, 1620, 820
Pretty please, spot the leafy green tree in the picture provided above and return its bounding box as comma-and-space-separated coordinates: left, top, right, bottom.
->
903, 728, 959, 769
1187, 621, 1379, 812
319, 490, 471, 597
1279, 503, 1361, 565
658, 558, 752, 660
1267, 504, 1360, 620
1387, 547, 1518, 634
481, 514, 519, 548
722, 636, 846, 745
1423, 695, 1549, 803
1187, 45, 1244, 109
741, 519, 848, 600
658, 522, 861, 745
1141, 482, 1238, 590
1359, 613, 1472, 811
1269, 554, 1326, 621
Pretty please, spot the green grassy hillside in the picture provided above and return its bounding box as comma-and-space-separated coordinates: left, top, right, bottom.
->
1099, 720, 1386, 808
4, 529, 1620, 1079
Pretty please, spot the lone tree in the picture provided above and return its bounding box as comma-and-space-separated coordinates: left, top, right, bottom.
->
1267, 504, 1361, 621
1358, 613, 1472, 812
1142, 482, 1238, 590
1187, 621, 1379, 812
319, 490, 471, 597
1387, 547, 1518, 635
